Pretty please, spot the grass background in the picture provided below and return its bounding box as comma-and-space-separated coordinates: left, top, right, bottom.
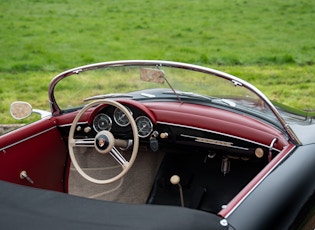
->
1, 0, 314, 123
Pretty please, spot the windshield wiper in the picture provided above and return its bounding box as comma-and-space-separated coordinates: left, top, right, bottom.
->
84, 93, 133, 102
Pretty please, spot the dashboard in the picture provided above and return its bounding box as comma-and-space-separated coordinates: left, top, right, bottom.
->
57, 99, 290, 163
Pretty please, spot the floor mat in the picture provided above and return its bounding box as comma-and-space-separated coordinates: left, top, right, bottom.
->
69, 147, 164, 204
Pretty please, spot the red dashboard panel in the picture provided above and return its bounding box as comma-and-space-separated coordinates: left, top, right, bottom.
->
144, 102, 289, 150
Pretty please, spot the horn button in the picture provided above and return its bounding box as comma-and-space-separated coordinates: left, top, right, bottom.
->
94, 131, 114, 154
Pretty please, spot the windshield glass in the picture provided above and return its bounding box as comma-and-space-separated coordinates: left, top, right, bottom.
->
52, 62, 280, 127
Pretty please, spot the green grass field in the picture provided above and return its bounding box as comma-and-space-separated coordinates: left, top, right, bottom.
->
1, 0, 314, 123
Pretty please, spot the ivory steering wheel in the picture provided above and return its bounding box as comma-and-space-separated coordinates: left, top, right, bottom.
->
68, 99, 139, 184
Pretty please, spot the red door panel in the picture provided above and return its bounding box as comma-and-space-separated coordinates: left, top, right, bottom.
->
0, 118, 68, 192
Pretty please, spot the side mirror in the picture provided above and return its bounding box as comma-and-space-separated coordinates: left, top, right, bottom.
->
10, 101, 51, 120
10, 101, 33, 120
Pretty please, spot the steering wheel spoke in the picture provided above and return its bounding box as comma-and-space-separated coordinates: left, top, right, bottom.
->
110, 147, 130, 168
70, 138, 95, 147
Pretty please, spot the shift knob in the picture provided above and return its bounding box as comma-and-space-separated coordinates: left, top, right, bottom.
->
170, 175, 184, 207
170, 175, 180, 185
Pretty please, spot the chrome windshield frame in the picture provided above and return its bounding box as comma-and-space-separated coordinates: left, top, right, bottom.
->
48, 60, 301, 145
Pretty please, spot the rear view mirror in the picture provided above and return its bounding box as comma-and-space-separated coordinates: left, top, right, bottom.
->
10, 101, 33, 120
140, 68, 165, 84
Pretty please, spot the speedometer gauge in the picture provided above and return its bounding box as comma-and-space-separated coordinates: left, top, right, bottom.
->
135, 116, 153, 138
93, 114, 112, 132
113, 107, 132, 127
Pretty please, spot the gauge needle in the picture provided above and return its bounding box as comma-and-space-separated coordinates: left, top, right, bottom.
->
120, 114, 126, 121
139, 124, 147, 132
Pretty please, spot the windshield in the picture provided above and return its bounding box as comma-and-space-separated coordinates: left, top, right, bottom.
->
51, 61, 282, 128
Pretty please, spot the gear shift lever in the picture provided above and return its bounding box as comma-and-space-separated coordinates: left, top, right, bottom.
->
170, 175, 184, 207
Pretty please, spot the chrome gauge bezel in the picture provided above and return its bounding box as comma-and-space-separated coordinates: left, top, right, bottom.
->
113, 107, 132, 127
93, 113, 112, 132
135, 116, 153, 138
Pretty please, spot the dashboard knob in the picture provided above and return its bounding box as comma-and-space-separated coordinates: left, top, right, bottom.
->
160, 132, 169, 139
84, 126, 91, 133
255, 148, 264, 158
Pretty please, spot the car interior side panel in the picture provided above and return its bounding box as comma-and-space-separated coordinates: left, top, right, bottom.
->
0, 119, 68, 192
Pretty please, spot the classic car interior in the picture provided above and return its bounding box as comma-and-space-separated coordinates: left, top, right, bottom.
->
0, 62, 293, 218
64, 97, 288, 214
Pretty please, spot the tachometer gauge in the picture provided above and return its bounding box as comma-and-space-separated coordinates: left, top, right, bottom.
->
113, 107, 132, 127
135, 116, 153, 138
93, 114, 112, 132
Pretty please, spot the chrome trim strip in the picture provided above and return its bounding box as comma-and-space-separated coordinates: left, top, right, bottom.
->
157, 121, 281, 152
181, 134, 249, 150
0, 126, 57, 152
58, 121, 88, 128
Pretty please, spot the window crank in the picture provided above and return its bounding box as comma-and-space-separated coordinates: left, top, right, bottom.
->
20, 170, 34, 184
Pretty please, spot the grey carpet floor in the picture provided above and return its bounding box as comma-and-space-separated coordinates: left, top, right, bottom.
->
68, 146, 164, 204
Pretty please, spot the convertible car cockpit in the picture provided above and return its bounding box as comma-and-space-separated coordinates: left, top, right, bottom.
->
1, 61, 314, 229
